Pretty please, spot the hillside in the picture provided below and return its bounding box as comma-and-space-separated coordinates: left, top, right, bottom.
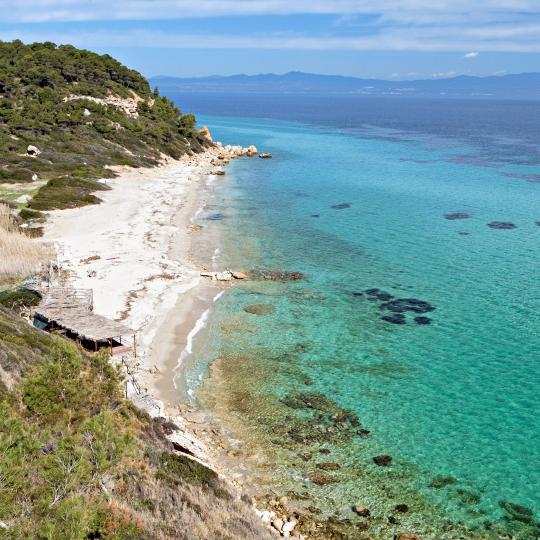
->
0, 303, 273, 539
0, 40, 210, 215
151, 70, 540, 100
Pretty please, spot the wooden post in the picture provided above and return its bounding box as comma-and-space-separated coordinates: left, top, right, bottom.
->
109, 338, 113, 356
94, 340, 97, 352
133, 334, 137, 358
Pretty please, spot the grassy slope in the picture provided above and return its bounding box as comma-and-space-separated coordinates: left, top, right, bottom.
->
0, 40, 210, 213
0, 306, 273, 539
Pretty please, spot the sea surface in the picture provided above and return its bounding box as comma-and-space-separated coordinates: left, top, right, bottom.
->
169, 94, 540, 539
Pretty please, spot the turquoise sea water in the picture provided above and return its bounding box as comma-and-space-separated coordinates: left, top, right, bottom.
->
173, 98, 540, 538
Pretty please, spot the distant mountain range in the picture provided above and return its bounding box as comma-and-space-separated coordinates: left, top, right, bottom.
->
151, 71, 540, 100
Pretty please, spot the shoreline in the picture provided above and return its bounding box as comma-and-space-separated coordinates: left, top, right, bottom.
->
42, 149, 234, 452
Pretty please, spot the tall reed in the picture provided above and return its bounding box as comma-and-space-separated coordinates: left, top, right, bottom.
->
0, 204, 53, 277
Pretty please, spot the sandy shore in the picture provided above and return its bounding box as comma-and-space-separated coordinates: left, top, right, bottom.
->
43, 150, 223, 420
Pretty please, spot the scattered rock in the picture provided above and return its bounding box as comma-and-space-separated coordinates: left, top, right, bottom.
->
316, 462, 340, 471
444, 212, 470, 220
353, 506, 371, 517
388, 516, 399, 524
330, 202, 351, 209
26, 145, 41, 156
319, 448, 331, 454
373, 455, 392, 466
395, 534, 420, 540
259, 153, 272, 159
210, 169, 225, 176
487, 221, 516, 229
243, 304, 275, 315
395, 504, 409, 513
357, 429, 371, 437
200, 270, 234, 281
232, 271, 248, 279
282, 519, 297, 536
307, 471, 338, 485
414, 316, 431, 325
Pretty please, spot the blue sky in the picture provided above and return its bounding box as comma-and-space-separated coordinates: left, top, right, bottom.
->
1, 1, 540, 79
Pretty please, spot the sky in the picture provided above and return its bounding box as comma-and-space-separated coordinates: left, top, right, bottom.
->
1, 1, 540, 80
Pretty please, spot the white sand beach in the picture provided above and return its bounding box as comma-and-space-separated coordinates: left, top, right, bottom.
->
43, 151, 221, 418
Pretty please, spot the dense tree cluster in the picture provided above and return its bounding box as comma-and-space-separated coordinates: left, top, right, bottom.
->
0, 40, 209, 210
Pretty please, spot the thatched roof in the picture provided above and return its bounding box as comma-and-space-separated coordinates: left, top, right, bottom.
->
34, 307, 133, 341
33, 287, 133, 342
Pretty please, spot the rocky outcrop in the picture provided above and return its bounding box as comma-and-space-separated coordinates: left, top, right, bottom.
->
27, 145, 41, 156
62, 92, 144, 118
199, 126, 213, 141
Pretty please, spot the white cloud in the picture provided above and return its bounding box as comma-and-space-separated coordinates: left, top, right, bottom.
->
2, 1, 540, 53
431, 71, 457, 79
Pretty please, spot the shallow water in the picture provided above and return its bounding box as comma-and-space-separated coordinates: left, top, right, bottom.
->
171, 97, 540, 538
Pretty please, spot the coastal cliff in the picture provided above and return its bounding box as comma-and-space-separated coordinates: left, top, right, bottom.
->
0, 41, 274, 539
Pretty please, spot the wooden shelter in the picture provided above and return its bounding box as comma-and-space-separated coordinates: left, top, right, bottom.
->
32, 287, 136, 356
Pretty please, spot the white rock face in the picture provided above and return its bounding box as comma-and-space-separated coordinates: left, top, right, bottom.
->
27, 145, 41, 156
282, 519, 297, 537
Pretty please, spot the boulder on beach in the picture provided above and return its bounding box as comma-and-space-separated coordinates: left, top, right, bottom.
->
243, 304, 275, 315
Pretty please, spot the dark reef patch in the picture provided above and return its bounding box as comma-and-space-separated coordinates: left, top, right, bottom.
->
414, 316, 432, 325
444, 212, 471, 220
487, 221, 516, 229
428, 475, 458, 489
381, 314, 406, 325
380, 298, 435, 314
330, 202, 351, 209
310, 214, 320, 218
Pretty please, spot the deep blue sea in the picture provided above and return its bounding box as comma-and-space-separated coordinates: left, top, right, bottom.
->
170, 93, 540, 539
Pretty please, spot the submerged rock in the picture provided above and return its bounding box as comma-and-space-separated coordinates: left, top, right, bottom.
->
307, 471, 338, 485
248, 269, 304, 281
487, 221, 516, 229
373, 455, 392, 466
414, 316, 432, 325
310, 214, 320, 218
357, 429, 371, 437
353, 505, 370, 517
365, 288, 394, 301
206, 213, 226, 221
381, 314, 406, 325
330, 202, 351, 209
499, 501, 534, 524
316, 462, 340, 471
444, 212, 471, 220
428, 475, 457, 489
395, 504, 409, 513
380, 298, 435, 314
243, 304, 275, 315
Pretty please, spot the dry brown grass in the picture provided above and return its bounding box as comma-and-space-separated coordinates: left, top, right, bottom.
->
0, 203, 53, 278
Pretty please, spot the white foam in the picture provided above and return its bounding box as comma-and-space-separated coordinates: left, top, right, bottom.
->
173, 307, 210, 388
